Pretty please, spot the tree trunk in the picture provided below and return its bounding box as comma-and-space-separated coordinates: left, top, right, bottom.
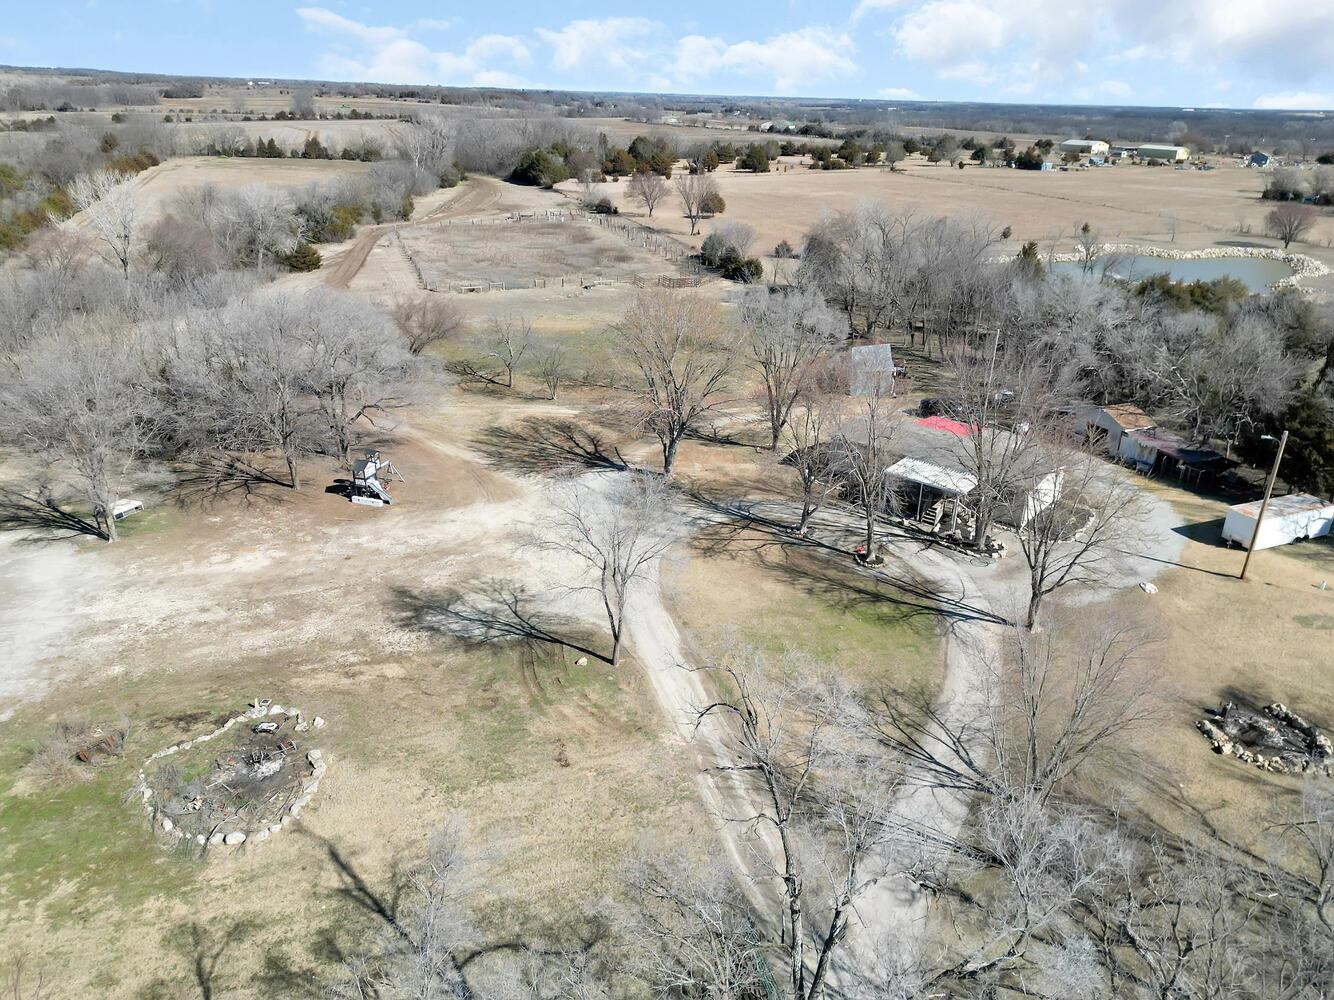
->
661, 434, 680, 478
1025, 587, 1043, 631
286, 454, 301, 491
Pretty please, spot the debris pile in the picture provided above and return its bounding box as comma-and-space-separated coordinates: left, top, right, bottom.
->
1196, 701, 1333, 776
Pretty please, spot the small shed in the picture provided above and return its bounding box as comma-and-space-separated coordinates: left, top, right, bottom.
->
1248, 152, 1273, 169
1222, 493, 1334, 550
1117, 428, 1235, 485
886, 457, 977, 531
1086, 403, 1155, 455
846, 344, 902, 396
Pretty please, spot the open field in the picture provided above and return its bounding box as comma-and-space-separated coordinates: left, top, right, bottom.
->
568, 155, 1334, 293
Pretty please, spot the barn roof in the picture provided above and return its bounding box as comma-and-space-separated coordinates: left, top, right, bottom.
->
1097, 403, 1156, 431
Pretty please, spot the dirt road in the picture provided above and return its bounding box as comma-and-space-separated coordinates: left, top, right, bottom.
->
321, 177, 505, 290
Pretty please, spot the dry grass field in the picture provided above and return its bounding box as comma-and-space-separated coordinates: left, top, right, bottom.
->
571, 155, 1334, 293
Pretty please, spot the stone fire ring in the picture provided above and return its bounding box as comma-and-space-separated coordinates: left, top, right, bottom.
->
130, 699, 327, 849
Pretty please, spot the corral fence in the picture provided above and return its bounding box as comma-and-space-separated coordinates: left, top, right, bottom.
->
448, 273, 700, 293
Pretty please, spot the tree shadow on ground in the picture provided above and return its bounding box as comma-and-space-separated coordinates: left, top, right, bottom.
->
473, 418, 630, 477
167, 454, 294, 507
393, 582, 611, 664
684, 490, 1008, 627
0, 486, 107, 540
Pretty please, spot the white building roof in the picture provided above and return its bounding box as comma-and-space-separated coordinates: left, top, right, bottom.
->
886, 457, 978, 496
1228, 493, 1333, 520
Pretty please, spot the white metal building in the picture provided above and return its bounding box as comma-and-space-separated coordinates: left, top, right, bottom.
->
1222, 493, 1334, 550
1136, 143, 1190, 162
1058, 139, 1110, 157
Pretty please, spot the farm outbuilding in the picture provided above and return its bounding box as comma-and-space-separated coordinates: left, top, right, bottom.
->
1086, 403, 1155, 456
846, 344, 904, 396
1116, 427, 1235, 485
1222, 493, 1334, 551
1058, 139, 1109, 157
1136, 143, 1190, 162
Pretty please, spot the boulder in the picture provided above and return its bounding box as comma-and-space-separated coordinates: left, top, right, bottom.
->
223, 831, 246, 846
208, 832, 224, 846
307, 749, 323, 767
312, 716, 326, 729
252, 829, 270, 843
161, 817, 174, 833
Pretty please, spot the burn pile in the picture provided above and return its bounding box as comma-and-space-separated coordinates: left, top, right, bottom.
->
1197, 701, 1333, 776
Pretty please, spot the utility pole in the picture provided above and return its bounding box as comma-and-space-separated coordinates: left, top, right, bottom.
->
1239, 430, 1288, 581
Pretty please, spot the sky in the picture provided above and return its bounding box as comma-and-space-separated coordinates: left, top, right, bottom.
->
2, 0, 1333, 110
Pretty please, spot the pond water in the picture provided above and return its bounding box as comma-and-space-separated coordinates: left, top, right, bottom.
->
1050, 254, 1293, 292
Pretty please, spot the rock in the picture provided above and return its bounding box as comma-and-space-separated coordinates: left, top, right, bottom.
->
280, 815, 294, 827
269, 705, 285, 716
208, 832, 224, 846
294, 723, 309, 733
1139, 581, 1158, 594
253, 721, 279, 734
268, 824, 282, 835
575, 657, 588, 666
289, 803, 302, 818
312, 716, 325, 729
252, 830, 269, 843
223, 831, 246, 846
196, 835, 206, 845
161, 817, 174, 833
307, 749, 323, 767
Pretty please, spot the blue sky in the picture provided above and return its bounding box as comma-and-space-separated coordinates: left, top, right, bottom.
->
3, 1, 1332, 109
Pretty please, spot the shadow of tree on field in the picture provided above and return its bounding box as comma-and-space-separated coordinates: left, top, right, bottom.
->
393, 582, 611, 664
168, 454, 294, 507
137, 918, 259, 1000
683, 489, 1009, 627
0, 486, 107, 540
473, 418, 630, 476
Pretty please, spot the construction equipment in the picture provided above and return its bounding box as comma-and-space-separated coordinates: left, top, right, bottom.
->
349, 450, 404, 507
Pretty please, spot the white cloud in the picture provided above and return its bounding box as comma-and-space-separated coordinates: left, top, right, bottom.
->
673, 27, 856, 92
878, 86, 921, 99
719, 27, 857, 92
296, 7, 401, 45
1253, 91, 1334, 110
413, 18, 455, 32
296, 7, 530, 86
851, 0, 907, 22
536, 17, 658, 73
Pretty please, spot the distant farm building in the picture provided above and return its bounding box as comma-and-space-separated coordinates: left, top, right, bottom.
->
1137, 143, 1190, 162
846, 344, 903, 396
1222, 494, 1333, 551
1058, 139, 1109, 157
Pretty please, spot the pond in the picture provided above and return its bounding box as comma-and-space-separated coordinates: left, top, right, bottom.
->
1050, 254, 1293, 292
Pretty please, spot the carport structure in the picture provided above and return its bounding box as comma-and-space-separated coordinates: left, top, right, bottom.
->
886, 456, 978, 531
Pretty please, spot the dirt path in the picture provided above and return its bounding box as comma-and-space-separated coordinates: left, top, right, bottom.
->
0, 533, 105, 720
321, 177, 505, 289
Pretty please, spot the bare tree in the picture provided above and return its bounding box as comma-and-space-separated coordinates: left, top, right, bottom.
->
674, 173, 718, 236
393, 296, 466, 355
1267, 202, 1316, 249
870, 614, 1156, 805
68, 170, 138, 279
783, 389, 843, 535
301, 291, 417, 464
395, 115, 455, 185
537, 342, 570, 400
739, 286, 842, 450
0, 327, 156, 541
619, 852, 764, 997
1075, 222, 1102, 274
694, 650, 896, 1000
626, 169, 669, 217
620, 290, 734, 477
488, 314, 532, 389
537, 472, 680, 666
833, 381, 901, 563
1016, 443, 1147, 629
22, 224, 92, 279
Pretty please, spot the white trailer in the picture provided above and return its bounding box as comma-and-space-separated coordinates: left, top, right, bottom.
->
1222, 493, 1334, 551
